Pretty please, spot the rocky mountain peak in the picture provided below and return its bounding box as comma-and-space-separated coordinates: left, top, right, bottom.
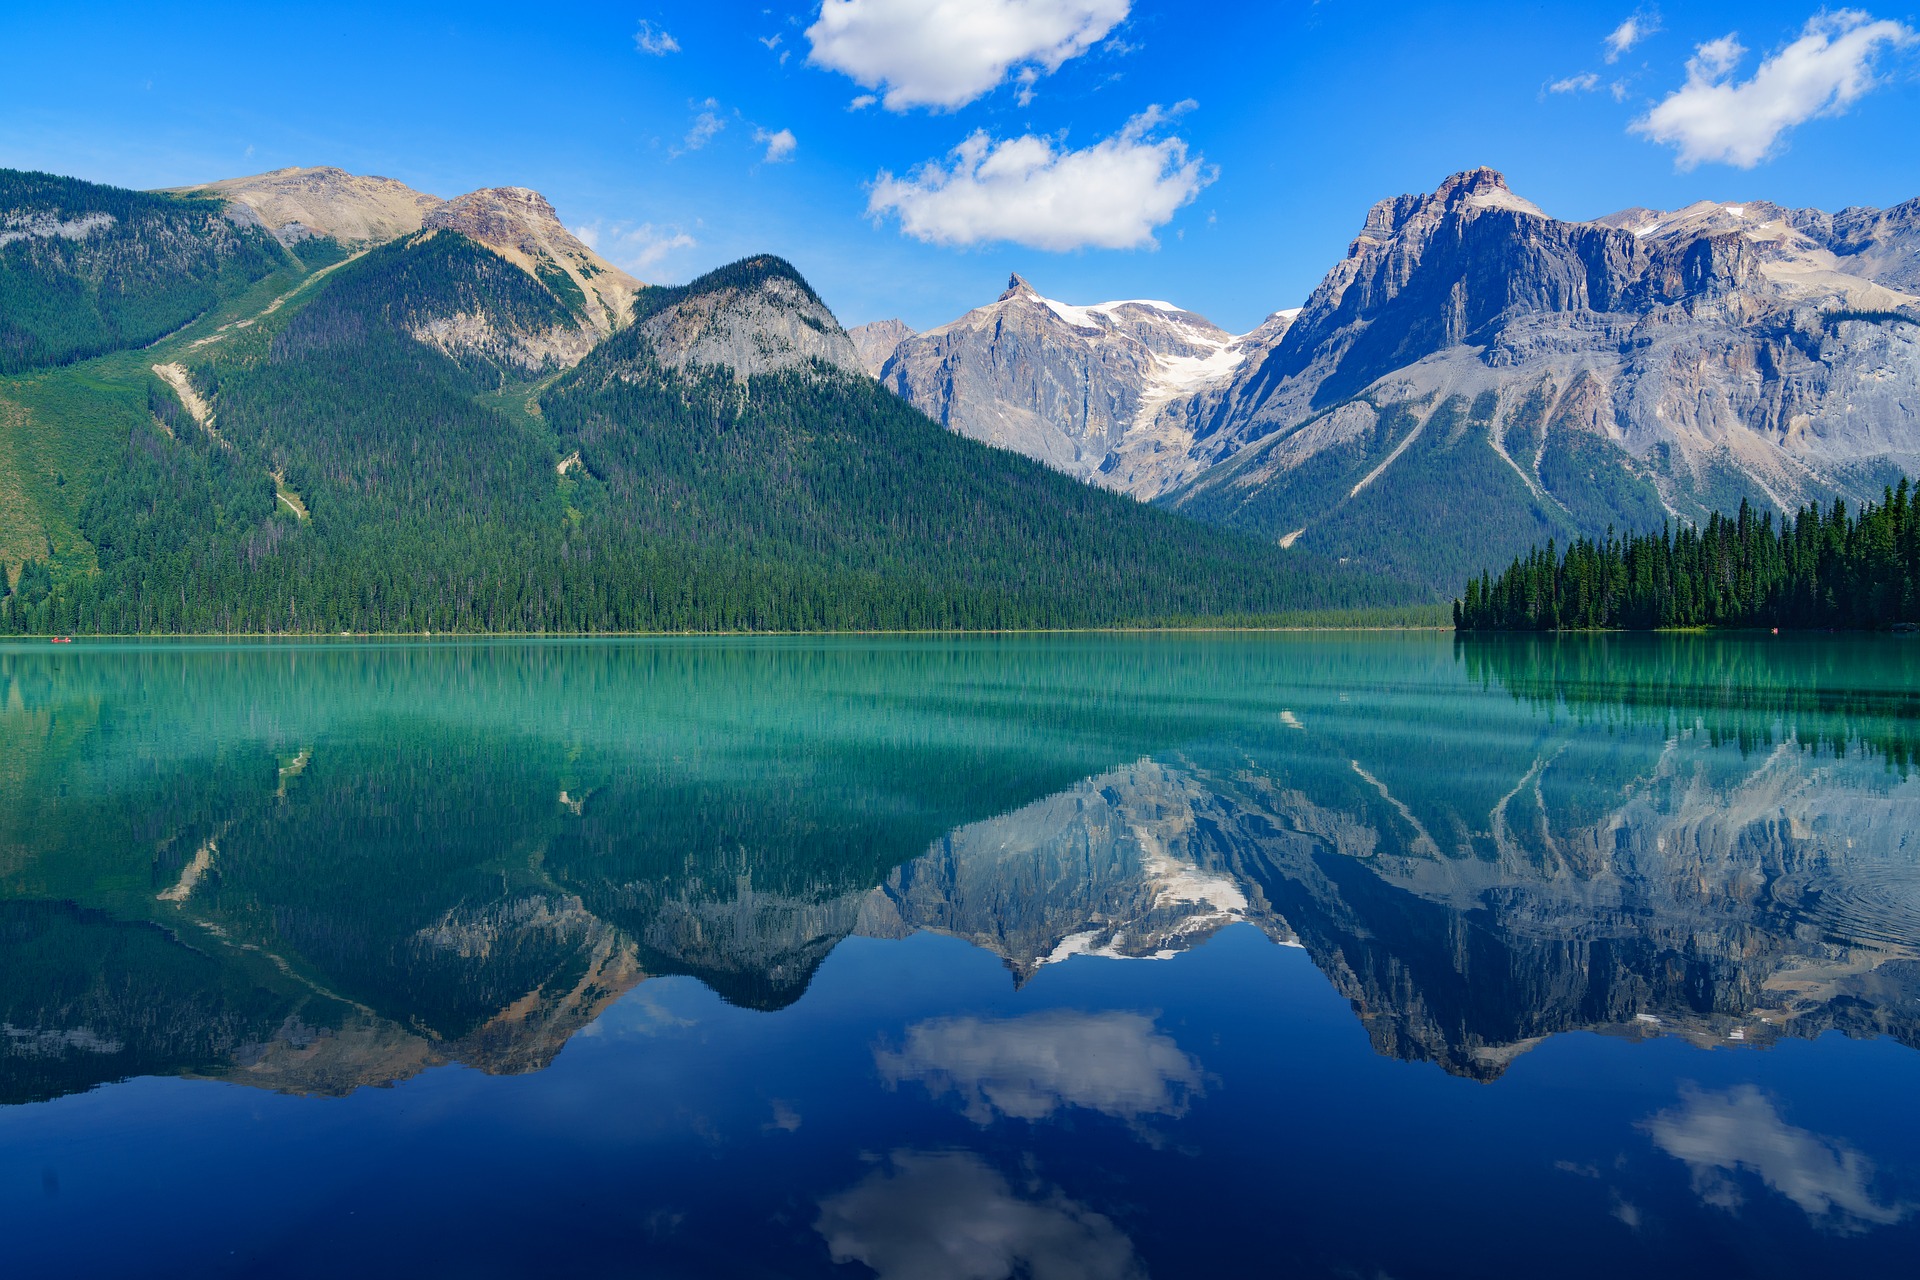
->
423, 186, 641, 335
168, 165, 446, 247
1354, 167, 1548, 254
172, 166, 641, 334
1000, 272, 1039, 302
1436, 165, 1514, 201
426, 187, 562, 254
879, 277, 1278, 492
628, 255, 865, 382
1437, 167, 1548, 219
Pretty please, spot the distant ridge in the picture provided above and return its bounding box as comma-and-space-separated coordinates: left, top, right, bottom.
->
172, 165, 642, 332
169, 165, 445, 247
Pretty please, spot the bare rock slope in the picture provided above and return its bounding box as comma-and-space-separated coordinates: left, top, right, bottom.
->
174, 166, 643, 342
848, 318, 916, 376
425, 187, 640, 336
171, 165, 445, 247
880, 274, 1292, 491
631, 255, 865, 381
1163, 168, 1920, 586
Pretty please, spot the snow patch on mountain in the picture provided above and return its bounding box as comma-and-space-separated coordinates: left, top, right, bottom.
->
883, 273, 1286, 492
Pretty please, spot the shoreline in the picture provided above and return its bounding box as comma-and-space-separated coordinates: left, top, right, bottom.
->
1, 623, 1458, 641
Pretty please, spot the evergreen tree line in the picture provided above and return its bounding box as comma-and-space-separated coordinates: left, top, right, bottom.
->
1454, 486, 1920, 631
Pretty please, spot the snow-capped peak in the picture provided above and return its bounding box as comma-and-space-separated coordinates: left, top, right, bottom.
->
1086, 299, 1186, 316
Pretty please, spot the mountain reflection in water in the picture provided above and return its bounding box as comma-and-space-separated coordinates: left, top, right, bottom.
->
2, 635, 1918, 1276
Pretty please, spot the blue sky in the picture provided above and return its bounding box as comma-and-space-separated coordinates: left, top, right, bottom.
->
5, 1, 1918, 333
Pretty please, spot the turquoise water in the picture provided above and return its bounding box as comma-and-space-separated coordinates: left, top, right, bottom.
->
3, 634, 1918, 1277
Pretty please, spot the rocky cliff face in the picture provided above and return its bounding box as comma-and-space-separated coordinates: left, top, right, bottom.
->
629, 255, 865, 381
424, 187, 641, 335
848, 318, 916, 375
879, 274, 1287, 489
402, 300, 597, 376
1152, 168, 1920, 587
863, 169, 1920, 588
1184, 168, 1920, 485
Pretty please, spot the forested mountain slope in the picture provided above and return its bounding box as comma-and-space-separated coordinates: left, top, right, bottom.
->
0, 206, 1414, 633
0, 169, 287, 374
529, 256, 1401, 630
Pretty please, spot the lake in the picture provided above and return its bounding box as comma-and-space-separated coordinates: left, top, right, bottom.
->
2, 633, 1917, 1278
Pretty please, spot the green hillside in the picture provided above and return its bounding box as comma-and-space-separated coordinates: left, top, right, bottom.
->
0, 169, 286, 374
0, 168, 333, 587
0, 197, 1416, 633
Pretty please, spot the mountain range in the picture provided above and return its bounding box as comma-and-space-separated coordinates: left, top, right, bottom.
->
0, 164, 1405, 633
2, 159, 1917, 621
859, 168, 1920, 589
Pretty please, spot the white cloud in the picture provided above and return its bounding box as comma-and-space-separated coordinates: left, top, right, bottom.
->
868, 104, 1210, 251
1632, 10, 1916, 169
1644, 1085, 1912, 1233
635, 19, 680, 55
849, 93, 879, 110
755, 127, 797, 163
1605, 12, 1661, 63
677, 101, 726, 156
570, 220, 697, 277
875, 1011, 1202, 1125
805, 0, 1129, 111
1550, 72, 1602, 93
816, 1151, 1145, 1280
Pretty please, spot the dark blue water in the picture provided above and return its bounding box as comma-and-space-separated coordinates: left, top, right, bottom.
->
3, 635, 1917, 1277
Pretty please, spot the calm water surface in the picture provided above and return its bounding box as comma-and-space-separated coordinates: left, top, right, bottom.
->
3, 634, 1918, 1278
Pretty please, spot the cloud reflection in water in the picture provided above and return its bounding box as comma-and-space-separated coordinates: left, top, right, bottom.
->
816, 1150, 1145, 1280
874, 1010, 1202, 1124
1644, 1085, 1911, 1233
